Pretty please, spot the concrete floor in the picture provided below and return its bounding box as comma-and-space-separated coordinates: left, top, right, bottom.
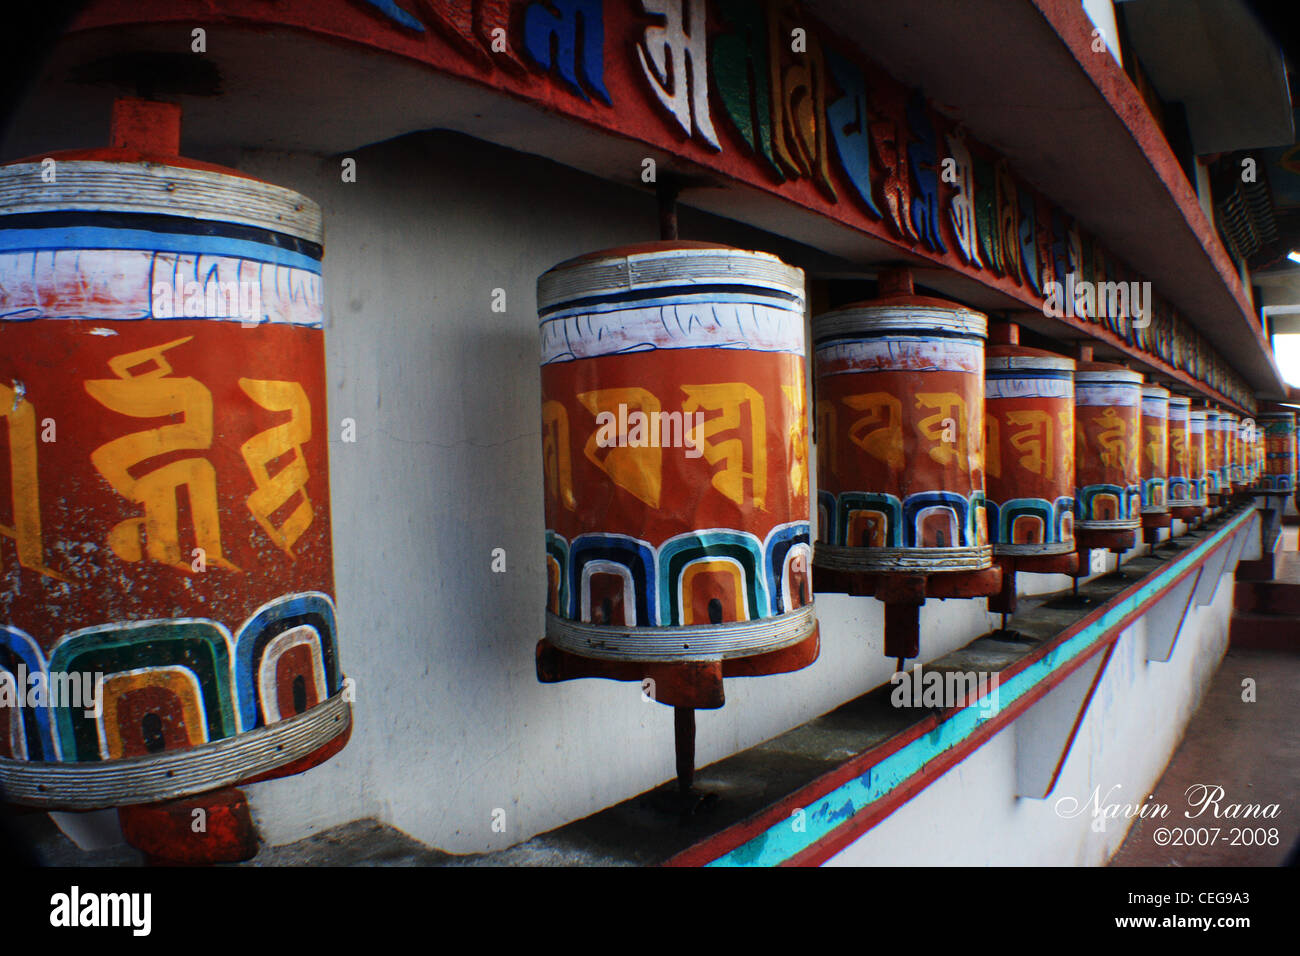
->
1111, 527, 1299, 866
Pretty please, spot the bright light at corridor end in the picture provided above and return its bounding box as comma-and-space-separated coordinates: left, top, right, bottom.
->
1288, 251, 1300, 265
1274, 334, 1300, 387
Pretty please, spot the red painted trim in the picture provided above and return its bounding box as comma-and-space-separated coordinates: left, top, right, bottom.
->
665, 507, 1253, 867
1029, 0, 1282, 390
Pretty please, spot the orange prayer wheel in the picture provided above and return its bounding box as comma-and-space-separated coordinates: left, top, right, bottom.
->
813, 285, 990, 574
1140, 384, 1170, 534
1259, 411, 1295, 492
1226, 411, 1247, 492
812, 270, 999, 660
0, 99, 349, 861
1073, 362, 1142, 544
1168, 396, 1207, 519
984, 346, 1076, 556
533, 241, 819, 708
1205, 408, 1229, 504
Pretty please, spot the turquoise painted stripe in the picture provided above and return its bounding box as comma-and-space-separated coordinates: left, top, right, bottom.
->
706, 508, 1252, 867
0, 227, 323, 273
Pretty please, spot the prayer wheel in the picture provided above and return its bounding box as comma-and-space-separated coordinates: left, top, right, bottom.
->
1252, 428, 1266, 488
811, 269, 998, 660
813, 284, 990, 573
1205, 408, 1229, 504
1260, 411, 1297, 492
534, 241, 818, 708
1227, 408, 1248, 489
1239, 415, 1254, 489
984, 345, 1076, 556
0, 100, 349, 859
1139, 384, 1170, 537
1073, 362, 1142, 541
1239, 413, 1253, 490
1169, 397, 1207, 520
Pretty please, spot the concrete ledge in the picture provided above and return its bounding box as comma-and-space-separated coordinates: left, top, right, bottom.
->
375, 504, 1249, 867
10, 507, 1256, 867
668, 506, 1255, 866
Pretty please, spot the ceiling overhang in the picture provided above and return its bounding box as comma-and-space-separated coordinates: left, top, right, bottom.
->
0, 0, 1286, 406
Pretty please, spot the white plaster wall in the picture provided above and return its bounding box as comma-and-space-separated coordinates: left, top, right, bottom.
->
230, 133, 1007, 853
823, 560, 1237, 866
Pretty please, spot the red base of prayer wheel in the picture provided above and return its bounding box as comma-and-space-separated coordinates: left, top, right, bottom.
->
814, 568, 1002, 660
535, 625, 821, 710
118, 787, 258, 866
1076, 528, 1138, 553
1142, 512, 1173, 544
987, 553, 1079, 615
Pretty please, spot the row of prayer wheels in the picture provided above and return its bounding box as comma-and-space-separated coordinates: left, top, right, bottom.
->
3, 103, 1289, 848
535, 249, 1294, 697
